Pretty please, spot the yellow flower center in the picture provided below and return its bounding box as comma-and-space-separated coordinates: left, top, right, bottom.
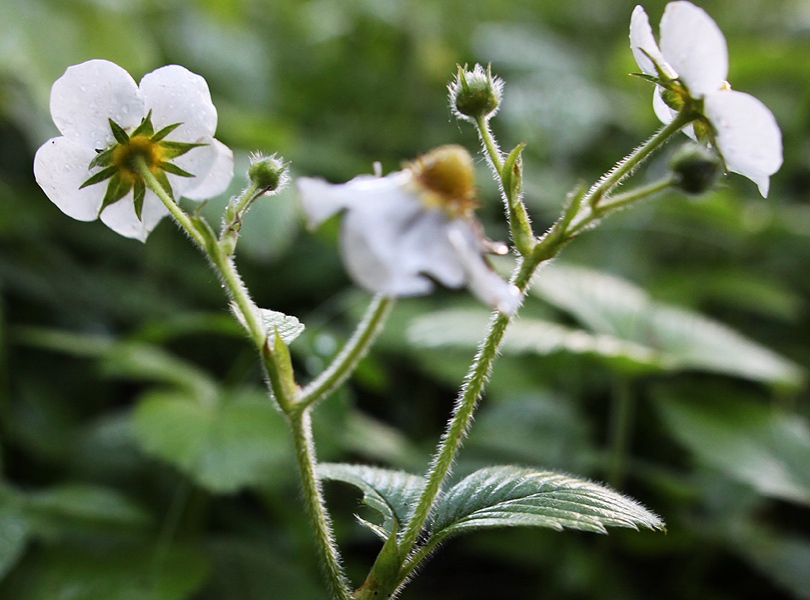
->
408, 144, 479, 218
110, 134, 165, 182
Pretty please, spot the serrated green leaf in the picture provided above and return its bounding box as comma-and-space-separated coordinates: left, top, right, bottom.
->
319, 463, 425, 539
430, 466, 664, 543
656, 391, 810, 505
408, 309, 666, 374
230, 305, 305, 344
261, 309, 305, 344
530, 264, 803, 387
132, 388, 291, 493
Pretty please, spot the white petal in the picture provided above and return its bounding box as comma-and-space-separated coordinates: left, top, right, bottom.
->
705, 90, 783, 197
139, 65, 218, 142
340, 184, 434, 295
629, 6, 668, 77
50, 59, 144, 148
660, 1, 727, 97
33, 136, 105, 221
446, 221, 520, 315
171, 139, 234, 200
296, 172, 410, 228
99, 189, 170, 242
653, 87, 676, 125
397, 210, 466, 289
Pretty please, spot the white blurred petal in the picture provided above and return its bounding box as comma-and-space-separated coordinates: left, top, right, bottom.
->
33, 136, 105, 221
446, 221, 520, 315
297, 172, 410, 228
705, 90, 783, 197
99, 189, 170, 242
140, 65, 218, 141
50, 59, 144, 148
629, 6, 668, 77
653, 87, 676, 124
660, 1, 727, 97
340, 183, 433, 295
171, 139, 234, 200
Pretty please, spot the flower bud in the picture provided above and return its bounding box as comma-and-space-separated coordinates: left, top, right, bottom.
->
669, 143, 722, 195
448, 64, 503, 122
248, 152, 288, 193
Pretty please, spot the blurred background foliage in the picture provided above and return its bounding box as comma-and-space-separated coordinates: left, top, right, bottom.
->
1, 0, 809, 598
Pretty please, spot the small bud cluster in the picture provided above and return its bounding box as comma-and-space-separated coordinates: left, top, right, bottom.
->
448, 63, 503, 122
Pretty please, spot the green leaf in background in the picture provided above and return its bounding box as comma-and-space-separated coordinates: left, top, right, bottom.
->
656, 390, 810, 506
2, 544, 209, 600
319, 463, 426, 540
132, 388, 291, 493
24, 484, 151, 538
0, 487, 30, 580
734, 525, 810, 600
430, 466, 664, 544
529, 263, 803, 387
408, 308, 666, 374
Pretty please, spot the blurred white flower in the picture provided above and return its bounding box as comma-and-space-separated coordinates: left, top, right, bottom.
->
297, 145, 520, 315
34, 59, 233, 241
630, 1, 782, 197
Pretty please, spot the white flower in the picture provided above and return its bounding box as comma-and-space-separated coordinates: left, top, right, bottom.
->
630, 1, 782, 197
34, 59, 234, 241
296, 145, 520, 315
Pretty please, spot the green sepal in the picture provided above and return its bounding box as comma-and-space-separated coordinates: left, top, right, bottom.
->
89, 147, 115, 169
133, 178, 146, 220
354, 524, 402, 600
159, 161, 195, 178
108, 119, 130, 144
98, 174, 133, 214
272, 330, 298, 404
637, 47, 674, 83
501, 142, 526, 203
629, 72, 660, 85
131, 110, 154, 138
153, 170, 175, 199
159, 140, 206, 160
80, 165, 117, 189
151, 122, 182, 142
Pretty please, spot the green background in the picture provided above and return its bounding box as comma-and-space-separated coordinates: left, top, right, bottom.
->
1, 0, 809, 598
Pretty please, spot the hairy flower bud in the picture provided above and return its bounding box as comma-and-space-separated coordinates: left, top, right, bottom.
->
248, 152, 288, 193
669, 143, 722, 195
449, 64, 503, 122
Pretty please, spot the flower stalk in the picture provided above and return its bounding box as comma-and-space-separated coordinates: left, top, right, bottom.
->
137, 159, 353, 600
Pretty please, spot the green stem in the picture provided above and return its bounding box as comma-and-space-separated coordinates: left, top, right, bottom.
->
475, 114, 504, 173
567, 175, 675, 237
396, 111, 692, 579
289, 408, 354, 600
299, 295, 394, 410
582, 111, 692, 209
139, 161, 351, 599
135, 159, 206, 248
398, 257, 537, 557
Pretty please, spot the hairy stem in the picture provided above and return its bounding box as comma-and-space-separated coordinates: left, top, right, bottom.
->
299, 295, 394, 410
290, 408, 354, 600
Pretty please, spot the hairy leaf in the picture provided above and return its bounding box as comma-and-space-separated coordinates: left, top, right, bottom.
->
431, 466, 664, 543
319, 463, 425, 539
